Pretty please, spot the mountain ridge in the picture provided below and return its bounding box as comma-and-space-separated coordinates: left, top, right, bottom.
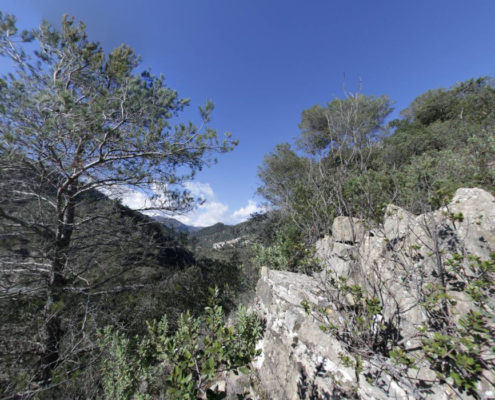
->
151, 216, 203, 234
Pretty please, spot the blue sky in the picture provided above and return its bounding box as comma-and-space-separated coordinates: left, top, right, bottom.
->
2, 0, 495, 226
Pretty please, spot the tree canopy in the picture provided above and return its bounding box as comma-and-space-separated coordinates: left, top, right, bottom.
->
0, 13, 235, 213
257, 78, 495, 265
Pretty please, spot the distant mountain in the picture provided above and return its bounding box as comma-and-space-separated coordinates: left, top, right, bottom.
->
190, 217, 265, 249
153, 214, 270, 250
152, 216, 202, 234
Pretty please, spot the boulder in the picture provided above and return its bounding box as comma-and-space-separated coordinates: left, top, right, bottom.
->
247, 268, 380, 399
315, 235, 358, 277
314, 235, 333, 261
446, 187, 495, 258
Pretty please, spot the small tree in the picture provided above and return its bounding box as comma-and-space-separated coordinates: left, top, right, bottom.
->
0, 13, 235, 393
298, 93, 392, 168
257, 92, 393, 247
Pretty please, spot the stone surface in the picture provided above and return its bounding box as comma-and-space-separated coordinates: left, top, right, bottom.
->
249, 268, 367, 399
332, 216, 366, 243
315, 236, 358, 278
446, 187, 495, 258
225, 188, 495, 399
383, 203, 417, 242
238, 268, 451, 400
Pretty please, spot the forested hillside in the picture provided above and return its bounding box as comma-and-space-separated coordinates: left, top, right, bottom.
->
152, 216, 202, 234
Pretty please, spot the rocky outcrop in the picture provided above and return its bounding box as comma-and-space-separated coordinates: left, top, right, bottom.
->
225, 188, 495, 399
250, 267, 425, 400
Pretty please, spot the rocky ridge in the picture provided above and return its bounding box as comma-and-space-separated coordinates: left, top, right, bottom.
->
224, 188, 495, 399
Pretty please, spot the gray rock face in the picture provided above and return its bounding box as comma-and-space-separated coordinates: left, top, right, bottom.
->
246, 268, 440, 400
383, 203, 417, 242
226, 188, 495, 400
252, 267, 363, 399
447, 187, 495, 259
247, 269, 452, 400
332, 216, 366, 243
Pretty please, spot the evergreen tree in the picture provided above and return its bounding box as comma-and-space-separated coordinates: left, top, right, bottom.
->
0, 13, 235, 394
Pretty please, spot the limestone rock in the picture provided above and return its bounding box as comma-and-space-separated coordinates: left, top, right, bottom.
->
446, 187, 495, 258
225, 188, 495, 399
383, 203, 417, 242
248, 268, 368, 399
314, 235, 333, 261
242, 268, 447, 399
315, 235, 356, 277
332, 216, 366, 243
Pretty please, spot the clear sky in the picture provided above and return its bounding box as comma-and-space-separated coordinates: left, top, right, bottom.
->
2, 0, 495, 226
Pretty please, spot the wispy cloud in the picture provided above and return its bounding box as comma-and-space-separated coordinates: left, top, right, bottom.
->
232, 200, 263, 221
172, 182, 265, 227
110, 181, 264, 227
100, 183, 173, 211
183, 181, 214, 200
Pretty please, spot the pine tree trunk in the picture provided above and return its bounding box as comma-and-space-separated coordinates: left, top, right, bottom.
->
39, 182, 77, 385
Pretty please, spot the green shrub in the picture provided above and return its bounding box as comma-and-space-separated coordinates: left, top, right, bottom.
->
252, 224, 318, 274
99, 288, 262, 399
419, 253, 495, 396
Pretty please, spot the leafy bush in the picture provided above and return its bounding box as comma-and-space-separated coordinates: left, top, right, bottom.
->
316, 275, 395, 358
99, 288, 263, 399
418, 252, 495, 396
385, 252, 495, 397
252, 224, 318, 274
257, 77, 495, 252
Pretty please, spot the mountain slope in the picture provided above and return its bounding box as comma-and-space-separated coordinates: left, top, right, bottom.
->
152, 216, 202, 234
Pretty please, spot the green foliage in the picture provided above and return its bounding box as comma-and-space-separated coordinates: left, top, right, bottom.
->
257, 143, 308, 207
258, 77, 495, 255
298, 93, 393, 155
0, 12, 236, 210
99, 288, 262, 399
402, 77, 495, 126
0, 12, 237, 398
100, 327, 146, 400
338, 353, 363, 382
313, 249, 494, 398
421, 328, 486, 395
252, 223, 318, 273
301, 300, 311, 316
390, 252, 495, 397
390, 347, 416, 368
316, 275, 392, 356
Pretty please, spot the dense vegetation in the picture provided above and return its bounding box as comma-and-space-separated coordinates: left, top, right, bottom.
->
256, 78, 495, 269
254, 81, 495, 397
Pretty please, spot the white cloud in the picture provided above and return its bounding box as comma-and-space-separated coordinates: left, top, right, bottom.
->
175, 195, 265, 227
106, 181, 264, 227
189, 201, 230, 227
183, 181, 214, 199
232, 200, 265, 221
100, 183, 172, 212
171, 182, 234, 226
120, 188, 149, 210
